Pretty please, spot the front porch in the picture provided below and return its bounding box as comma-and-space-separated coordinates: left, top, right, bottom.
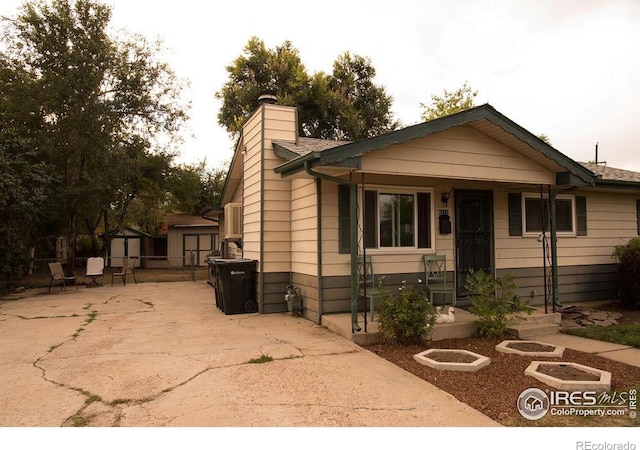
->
321, 307, 561, 345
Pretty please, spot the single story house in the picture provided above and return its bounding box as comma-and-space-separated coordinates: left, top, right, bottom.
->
220, 98, 640, 330
165, 213, 220, 267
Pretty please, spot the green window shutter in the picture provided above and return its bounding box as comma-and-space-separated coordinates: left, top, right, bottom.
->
338, 185, 350, 254
364, 190, 378, 248
417, 192, 431, 248
637, 200, 640, 236
576, 196, 587, 236
508, 193, 522, 236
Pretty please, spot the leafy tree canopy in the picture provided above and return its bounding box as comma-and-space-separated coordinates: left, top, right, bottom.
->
0, 0, 189, 263
166, 161, 227, 217
216, 37, 398, 142
420, 81, 478, 121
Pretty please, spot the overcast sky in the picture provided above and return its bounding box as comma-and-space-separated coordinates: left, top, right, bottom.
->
2, 0, 639, 171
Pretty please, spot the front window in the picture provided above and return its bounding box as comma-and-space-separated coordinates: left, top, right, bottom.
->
379, 193, 414, 247
524, 195, 574, 234
364, 189, 433, 250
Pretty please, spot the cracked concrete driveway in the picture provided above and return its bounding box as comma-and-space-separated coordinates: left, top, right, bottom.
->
0, 281, 497, 427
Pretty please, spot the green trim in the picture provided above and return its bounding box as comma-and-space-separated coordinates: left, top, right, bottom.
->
316, 178, 323, 324
594, 179, 640, 189
274, 104, 595, 185
272, 143, 300, 161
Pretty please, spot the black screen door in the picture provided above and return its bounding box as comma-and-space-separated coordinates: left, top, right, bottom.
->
455, 190, 494, 296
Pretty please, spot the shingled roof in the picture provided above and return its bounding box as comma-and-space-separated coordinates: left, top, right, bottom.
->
272, 137, 350, 160
580, 162, 640, 187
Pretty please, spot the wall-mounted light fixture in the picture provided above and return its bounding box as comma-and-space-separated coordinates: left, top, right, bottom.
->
441, 192, 450, 206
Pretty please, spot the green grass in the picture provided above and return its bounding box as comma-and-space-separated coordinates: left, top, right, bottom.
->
71, 414, 86, 427
248, 354, 273, 364
564, 323, 640, 348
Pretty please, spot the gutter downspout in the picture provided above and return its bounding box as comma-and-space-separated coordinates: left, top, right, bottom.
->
304, 161, 361, 333
316, 177, 323, 324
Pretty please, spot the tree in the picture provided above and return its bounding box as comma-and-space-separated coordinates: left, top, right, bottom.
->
215, 37, 310, 138
216, 37, 398, 141
1, 0, 188, 261
166, 161, 227, 217
538, 134, 552, 145
0, 57, 55, 287
326, 52, 399, 141
420, 81, 478, 121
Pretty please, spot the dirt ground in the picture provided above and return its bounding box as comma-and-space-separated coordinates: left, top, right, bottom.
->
364, 301, 640, 427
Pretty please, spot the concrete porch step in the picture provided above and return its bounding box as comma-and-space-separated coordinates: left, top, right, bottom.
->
506, 323, 561, 339
321, 308, 480, 345
512, 308, 562, 326
431, 320, 479, 341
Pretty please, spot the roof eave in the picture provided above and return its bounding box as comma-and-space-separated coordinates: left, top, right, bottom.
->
272, 142, 301, 161
594, 179, 640, 190
274, 152, 320, 177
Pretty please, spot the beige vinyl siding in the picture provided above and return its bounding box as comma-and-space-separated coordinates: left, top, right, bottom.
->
241, 108, 263, 262
361, 126, 555, 185
291, 178, 318, 276
495, 190, 638, 269
240, 104, 296, 267
260, 105, 296, 274
320, 182, 349, 277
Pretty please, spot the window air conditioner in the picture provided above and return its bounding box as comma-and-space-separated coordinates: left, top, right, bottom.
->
224, 203, 242, 240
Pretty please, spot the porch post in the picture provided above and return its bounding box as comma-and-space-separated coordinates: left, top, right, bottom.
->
303, 162, 361, 332
350, 183, 361, 332
548, 187, 561, 311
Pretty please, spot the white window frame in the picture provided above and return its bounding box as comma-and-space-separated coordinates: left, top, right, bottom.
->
360, 186, 436, 253
522, 193, 576, 237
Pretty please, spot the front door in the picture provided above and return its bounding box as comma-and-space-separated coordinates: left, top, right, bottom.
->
455, 190, 494, 296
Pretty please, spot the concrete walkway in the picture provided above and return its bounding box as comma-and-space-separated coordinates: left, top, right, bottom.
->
534, 332, 640, 368
0, 282, 498, 427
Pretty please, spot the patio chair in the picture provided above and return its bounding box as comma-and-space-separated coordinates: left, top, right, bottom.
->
84, 257, 105, 287
358, 255, 380, 320
423, 254, 456, 306
111, 257, 138, 286
48, 262, 78, 293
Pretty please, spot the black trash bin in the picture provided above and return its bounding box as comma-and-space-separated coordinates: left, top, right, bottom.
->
206, 258, 224, 310
207, 258, 258, 315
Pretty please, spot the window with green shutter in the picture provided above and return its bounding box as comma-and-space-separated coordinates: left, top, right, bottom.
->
338, 185, 351, 254
637, 199, 640, 236
576, 196, 587, 236
508, 193, 522, 236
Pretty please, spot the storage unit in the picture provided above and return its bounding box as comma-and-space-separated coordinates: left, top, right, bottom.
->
207, 259, 258, 315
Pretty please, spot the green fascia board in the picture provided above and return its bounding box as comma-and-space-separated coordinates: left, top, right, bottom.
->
274, 104, 596, 185
274, 152, 318, 177
594, 179, 640, 190
272, 143, 300, 161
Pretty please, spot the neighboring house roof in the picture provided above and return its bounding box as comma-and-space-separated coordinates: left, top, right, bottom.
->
166, 214, 219, 228
580, 162, 640, 188
274, 103, 596, 186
